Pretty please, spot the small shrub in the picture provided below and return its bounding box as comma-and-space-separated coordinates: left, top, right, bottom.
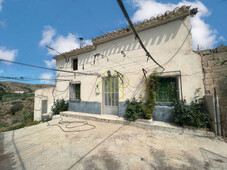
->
0, 122, 9, 128
10, 103, 23, 115
26, 121, 40, 126
51, 99, 68, 115
170, 98, 209, 128
12, 118, 21, 124
7, 123, 26, 131
22, 110, 34, 123
43, 117, 52, 122
125, 98, 145, 121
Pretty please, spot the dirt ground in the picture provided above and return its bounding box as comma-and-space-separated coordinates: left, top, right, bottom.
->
0, 116, 227, 170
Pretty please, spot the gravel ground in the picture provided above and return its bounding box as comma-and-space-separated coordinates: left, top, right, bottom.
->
0, 116, 227, 170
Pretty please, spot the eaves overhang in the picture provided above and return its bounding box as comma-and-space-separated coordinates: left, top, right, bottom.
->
54, 5, 191, 60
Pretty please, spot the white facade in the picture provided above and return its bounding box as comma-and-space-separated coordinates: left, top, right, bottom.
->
34, 87, 54, 121
34, 6, 205, 121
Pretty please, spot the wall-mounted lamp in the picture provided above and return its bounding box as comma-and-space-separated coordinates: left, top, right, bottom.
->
46, 45, 69, 62
96, 85, 100, 94
107, 70, 111, 77
121, 51, 126, 57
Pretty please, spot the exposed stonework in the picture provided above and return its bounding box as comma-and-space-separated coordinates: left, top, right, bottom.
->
198, 46, 227, 136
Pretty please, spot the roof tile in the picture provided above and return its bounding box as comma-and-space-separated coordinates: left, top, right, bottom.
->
54, 5, 191, 59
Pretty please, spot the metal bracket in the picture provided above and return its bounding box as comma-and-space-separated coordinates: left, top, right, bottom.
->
115, 71, 124, 84
142, 68, 147, 79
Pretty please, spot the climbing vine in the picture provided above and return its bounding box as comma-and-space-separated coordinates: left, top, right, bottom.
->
125, 72, 159, 120
143, 73, 159, 119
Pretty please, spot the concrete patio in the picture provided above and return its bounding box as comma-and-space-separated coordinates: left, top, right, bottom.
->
61, 111, 215, 138
0, 116, 227, 170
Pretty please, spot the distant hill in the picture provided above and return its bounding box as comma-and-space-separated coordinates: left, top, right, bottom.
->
0, 81, 54, 93
0, 81, 54, 132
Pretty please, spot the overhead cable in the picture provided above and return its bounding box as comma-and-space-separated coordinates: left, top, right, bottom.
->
0, 76, 70, 82
0, 58, 99, 76
116, 0, 164, 70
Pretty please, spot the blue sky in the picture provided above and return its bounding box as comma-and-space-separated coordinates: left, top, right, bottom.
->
0, 0, 226, 84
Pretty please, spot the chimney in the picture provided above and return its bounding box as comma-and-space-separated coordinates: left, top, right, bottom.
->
79, 37, 83, 48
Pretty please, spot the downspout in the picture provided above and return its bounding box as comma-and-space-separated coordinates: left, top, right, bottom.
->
214, 87, 221, 135
179, 71, 183, 100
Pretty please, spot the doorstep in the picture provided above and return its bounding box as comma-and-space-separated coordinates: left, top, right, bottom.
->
60, 111, 215, 138
42, 112, 52, 120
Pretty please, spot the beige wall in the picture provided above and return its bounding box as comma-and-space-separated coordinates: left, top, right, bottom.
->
34, 15, 205, 117
55, 16, 204, 104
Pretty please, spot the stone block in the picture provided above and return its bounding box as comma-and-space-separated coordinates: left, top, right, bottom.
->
212, 67, 227, 73
202, 61, 208, 67
208, 60, 217, 66
205, 79, 214, 86
216, 46, 227, 53
203, 67, 212, 73
201, 50, 212, 56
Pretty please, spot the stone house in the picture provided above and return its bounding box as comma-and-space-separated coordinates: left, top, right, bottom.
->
34, 6, 205, 123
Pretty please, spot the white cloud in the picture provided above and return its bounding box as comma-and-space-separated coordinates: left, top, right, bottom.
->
0, 70, 3, 74
0, 20, 6, 28
83, 39, 93, 46
130, 0, 220, 49
219, 36, 226, 43
0, 46, 18, 64
48, 33, 80, 55
0, 0, 4, 11
44, 59, 56, 68
39, 25, 92, 55
39, 25, 56, 47
40, 72, 54, 84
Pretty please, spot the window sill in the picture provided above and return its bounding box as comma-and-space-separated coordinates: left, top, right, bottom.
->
155, 102, 173, 106
69, 99, 81, 103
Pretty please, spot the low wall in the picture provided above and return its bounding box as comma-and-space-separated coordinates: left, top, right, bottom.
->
199, 46, 227, 136
153, 105, 174, 122
68, 101, 173, 122
68, 101, 101, 114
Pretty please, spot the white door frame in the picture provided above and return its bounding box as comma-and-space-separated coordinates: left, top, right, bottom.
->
102, 76, 119, 116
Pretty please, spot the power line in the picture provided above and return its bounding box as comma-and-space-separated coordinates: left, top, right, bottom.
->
0, 76, 70, 82
0, 58, 99, 76
116, 0, 164, 70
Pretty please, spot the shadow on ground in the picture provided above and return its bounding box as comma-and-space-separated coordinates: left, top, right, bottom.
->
0, 132, 17, 169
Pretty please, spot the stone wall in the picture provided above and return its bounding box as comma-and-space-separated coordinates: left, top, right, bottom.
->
199, 46, 227, 136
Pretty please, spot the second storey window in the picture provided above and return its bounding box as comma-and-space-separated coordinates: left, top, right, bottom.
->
73, 58, 78, 70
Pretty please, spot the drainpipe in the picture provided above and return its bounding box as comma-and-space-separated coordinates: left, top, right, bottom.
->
214, 87, 221, 135
179, 71, 183, 100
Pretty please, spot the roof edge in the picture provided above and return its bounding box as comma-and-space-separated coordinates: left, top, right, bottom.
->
54, 5, 191, 60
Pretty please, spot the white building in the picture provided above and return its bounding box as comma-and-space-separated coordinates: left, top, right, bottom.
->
13, 91, 25, 94
34, 6, 204, 121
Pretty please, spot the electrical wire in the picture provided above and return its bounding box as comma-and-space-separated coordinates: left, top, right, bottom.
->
116, 0, 164, 70
0, 58, 99, 76
0, 76, 71, 82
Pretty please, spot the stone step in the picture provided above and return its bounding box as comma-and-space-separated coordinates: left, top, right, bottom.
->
60, 111, 215, 138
